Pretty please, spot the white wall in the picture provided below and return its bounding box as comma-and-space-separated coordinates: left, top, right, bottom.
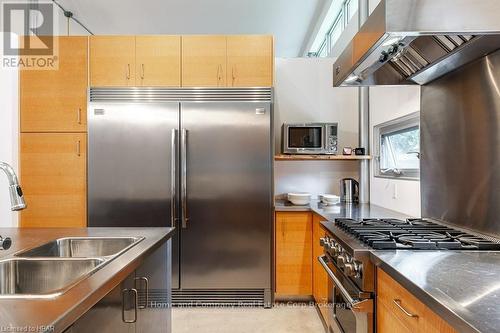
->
369, 86, 421, 216
274, 58, 359, 152
0, 34, 19, 227
274, 57, 360, 198
275, 161, 359, 198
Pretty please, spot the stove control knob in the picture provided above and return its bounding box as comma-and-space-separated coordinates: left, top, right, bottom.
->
344, 262, 355, 275
334, 244, 343, 256
337, 254, 347, 267
319, 237, 327, 246
345, 261, 361, 278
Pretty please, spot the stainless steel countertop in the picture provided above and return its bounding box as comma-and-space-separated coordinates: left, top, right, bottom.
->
371, 250, 500, 333
275, 199, 410, 220
0, 227, 174, 333
279, 199, 500, 332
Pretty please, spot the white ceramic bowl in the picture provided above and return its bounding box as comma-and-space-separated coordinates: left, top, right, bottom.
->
287, 193, 312, 206
321, 194, 340, 205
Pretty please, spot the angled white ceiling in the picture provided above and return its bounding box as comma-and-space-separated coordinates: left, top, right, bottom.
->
58, 0, 326, 57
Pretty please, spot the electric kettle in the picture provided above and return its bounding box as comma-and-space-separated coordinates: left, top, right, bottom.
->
340, 178, 359, 203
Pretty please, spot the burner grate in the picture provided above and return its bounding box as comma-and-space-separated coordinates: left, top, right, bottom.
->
335, 218, 500, 250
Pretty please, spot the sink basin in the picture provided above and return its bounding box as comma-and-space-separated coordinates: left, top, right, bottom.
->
0, 258, 104, 298
16, 237, 143, 258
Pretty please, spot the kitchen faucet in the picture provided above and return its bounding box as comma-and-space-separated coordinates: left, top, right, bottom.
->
0, 162, 26, 211
0, 161, 26, 250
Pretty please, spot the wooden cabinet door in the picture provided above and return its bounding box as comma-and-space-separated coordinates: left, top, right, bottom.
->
20, 36, 88, 132
136, 35, 181, 87
20, 133, 87, 228
377, 268, 457, 333
377, 300, 412, 333
275, 212, 312, 296
227, 35, 273, 87
312, 214, 329, 317
182, 36, 227, 87
90, 36, 136, 87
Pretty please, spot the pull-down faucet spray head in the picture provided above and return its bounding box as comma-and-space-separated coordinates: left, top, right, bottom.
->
0, 162, 26, 211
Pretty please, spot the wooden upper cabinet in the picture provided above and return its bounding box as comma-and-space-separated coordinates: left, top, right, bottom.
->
227, 35, 273, 87
136, 35, 181, 86
182, 36, 227, 87
90, 36, 136, 87
20, 133, 87, 228
89, 35, 273, 87
20, 36, 88, 132
275, 212, 313, 296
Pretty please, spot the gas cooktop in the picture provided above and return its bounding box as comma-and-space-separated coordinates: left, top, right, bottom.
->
335, 218, 500, 250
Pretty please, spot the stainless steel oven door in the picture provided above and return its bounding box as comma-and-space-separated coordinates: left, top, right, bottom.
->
319, 255, 374, 333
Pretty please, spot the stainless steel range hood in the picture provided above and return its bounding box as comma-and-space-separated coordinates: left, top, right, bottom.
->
333, 0, 500, 87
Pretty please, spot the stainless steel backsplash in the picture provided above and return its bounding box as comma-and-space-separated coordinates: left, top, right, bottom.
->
421, 49, 500, 237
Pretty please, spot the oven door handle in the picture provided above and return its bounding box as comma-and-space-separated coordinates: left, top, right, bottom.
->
318, 255, 373, 313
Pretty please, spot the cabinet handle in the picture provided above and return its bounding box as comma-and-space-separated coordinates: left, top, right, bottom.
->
232, 66, 236, 86
141, 64, 145, 80
216, 65, 221, 86
77, 108, 82, 125
76, 140, 81, 157
220, 65, 224, 85
122, 288, 138, 323
393, 299, 418, 318
134, 276, 149, 309
126, 64, 131, 80
217, 64, 224, 86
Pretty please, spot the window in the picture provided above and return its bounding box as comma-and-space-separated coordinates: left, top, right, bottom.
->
329, 13, 344, 48
374, 112, 420, 180
308, 0, 359, 57
346, 0, 358, 21
317, 40, 328, 57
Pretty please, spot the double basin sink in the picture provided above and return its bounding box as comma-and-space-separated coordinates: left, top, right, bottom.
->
0, 237, 144, 299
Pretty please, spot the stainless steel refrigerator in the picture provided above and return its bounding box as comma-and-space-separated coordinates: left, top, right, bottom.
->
88, 88, 273, 306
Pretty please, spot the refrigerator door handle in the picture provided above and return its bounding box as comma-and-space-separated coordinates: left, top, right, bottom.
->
171, 129, 178, 228
181, 129, 189, 229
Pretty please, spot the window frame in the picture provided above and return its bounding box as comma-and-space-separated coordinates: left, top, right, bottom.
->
373, 112, 420, 181
308, 0, 358, 57
346, 0, 357, 22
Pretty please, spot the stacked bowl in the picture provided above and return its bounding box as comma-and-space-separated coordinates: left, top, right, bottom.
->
320, 194, 340, 206
287, 193, 312, 206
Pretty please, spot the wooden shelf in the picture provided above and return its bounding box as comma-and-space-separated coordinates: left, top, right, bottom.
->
275, 154, 372, 161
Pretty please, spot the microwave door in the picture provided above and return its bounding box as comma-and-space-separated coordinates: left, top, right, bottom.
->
286, 126, 323, 154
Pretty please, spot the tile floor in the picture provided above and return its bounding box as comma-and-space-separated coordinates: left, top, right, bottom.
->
172, 304, 325, 333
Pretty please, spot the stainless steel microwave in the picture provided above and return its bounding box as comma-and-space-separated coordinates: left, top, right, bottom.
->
282, 123, 338, 155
